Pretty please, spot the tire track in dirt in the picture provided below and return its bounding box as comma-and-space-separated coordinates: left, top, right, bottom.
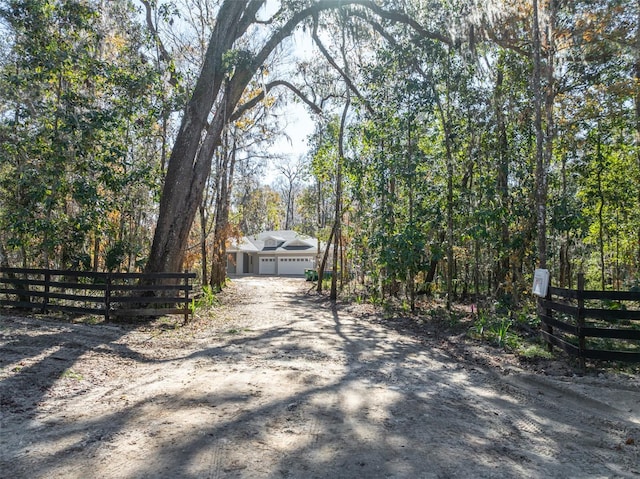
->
2, 276, 639, 478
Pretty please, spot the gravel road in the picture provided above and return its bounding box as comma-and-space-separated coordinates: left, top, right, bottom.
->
1, 276, 639, 478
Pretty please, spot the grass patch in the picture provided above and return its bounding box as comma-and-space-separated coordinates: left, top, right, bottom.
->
517, 343, 554, 359
225, 327, 250, 335
190, 285, 220, 315
60, 369, 83, 381
468, 309, 553, 359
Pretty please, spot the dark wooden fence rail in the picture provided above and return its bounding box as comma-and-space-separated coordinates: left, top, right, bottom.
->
0, 267, 197, 323
538, 273, 640, 366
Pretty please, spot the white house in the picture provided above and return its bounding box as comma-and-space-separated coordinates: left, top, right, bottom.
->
226, 230, 324, 277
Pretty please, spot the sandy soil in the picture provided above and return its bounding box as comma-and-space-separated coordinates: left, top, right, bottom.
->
1, 276, 639, 479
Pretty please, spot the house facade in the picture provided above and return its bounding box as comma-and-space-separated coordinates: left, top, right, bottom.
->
226, 230, 323, 277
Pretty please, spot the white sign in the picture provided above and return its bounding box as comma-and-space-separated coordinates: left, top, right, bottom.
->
532, 269, 550, 297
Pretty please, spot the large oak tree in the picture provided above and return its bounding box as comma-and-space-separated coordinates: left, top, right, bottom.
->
144, 0, 447, 274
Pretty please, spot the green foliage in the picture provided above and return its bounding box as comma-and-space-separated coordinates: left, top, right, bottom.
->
190, 285, 219, 315
490, 318, 512, 349
222, 49, 254, 75
470, 312, 518, 350
317, 0, 640, 307
0, 0, 167, 270
195, 285, 219, 309
518, 344, 554, 360
105, 241, 126, 272
468, 304, 558, 359
471, 310, 489, 338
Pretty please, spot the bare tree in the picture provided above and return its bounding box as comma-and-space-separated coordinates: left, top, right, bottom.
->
275, 157, 308, 230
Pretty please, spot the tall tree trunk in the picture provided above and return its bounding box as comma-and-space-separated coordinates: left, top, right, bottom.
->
532, 0, 546, 269
408, 115, 416, 312
543, 0, 557, 269
532, 0, 556, 270
210, 134, 237, 291
444, 67, 455, 310
596, 131, 606, 290
559, 153, 571, 288
330, 90, 350, 301
0, 239, 10, 269
317, 221, 336, 293
92, 233, 100, 272
330, 19, 352, 302
423, 234, 445, 297
494, 55, 510, 296
474, 237, 480, 300
330, 211, 340, 301
635, 0, 640, 274
145, 0, 259, 274
199, 204, 208, 284
199, 172, 217, 285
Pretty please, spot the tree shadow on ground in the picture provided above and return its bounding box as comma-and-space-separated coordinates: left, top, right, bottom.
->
1, 280, 638, 478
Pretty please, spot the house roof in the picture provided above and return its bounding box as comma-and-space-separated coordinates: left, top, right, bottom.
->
255, 230, 298, 242
281, 237, 316, 249
227, 230, 321, 254
228, 236, 260, 252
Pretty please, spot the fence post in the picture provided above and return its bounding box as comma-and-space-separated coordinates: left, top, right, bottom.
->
42, 270, 50, 314
542, 277, 553, 352
183, 270, 190, 324
105, 272, 111, 322
577, 272, 586, 369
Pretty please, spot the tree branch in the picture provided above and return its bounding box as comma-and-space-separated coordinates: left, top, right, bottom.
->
237, 0, 268, 35
139, 0, 179, 86
349, 0, 452, 46
230, 80, 322, 122
227, 0, 451, 125
311, 12, 374, 115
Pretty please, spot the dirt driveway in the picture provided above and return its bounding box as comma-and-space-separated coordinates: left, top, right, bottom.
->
1, 276, 639, 478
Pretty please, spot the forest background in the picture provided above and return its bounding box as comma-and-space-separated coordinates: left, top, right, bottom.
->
0, 0, 639, 312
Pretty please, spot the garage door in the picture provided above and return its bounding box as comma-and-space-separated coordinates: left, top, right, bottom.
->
259, 257, 276, 275
278, 256, 315, 276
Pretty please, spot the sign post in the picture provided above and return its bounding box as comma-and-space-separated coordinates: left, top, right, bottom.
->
533, 268, 552, 352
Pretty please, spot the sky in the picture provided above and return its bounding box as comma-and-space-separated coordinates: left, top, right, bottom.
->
264, 23, 318, 180
269, 102, 315, 159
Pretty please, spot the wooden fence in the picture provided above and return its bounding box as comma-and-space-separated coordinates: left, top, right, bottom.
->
0, 267, 197, 323
538, 273, 640, 366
